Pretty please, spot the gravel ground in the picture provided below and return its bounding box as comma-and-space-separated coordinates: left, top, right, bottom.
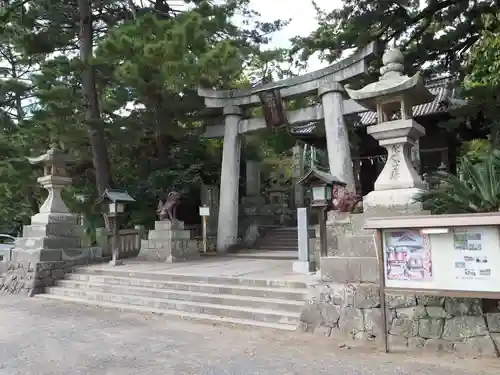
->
0, 296, 498, 375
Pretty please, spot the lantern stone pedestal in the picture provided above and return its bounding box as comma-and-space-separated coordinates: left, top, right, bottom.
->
362, 119, 427, 214
137, 220, 200, 262
16, 174, 88, 261
1, 147, 95, 296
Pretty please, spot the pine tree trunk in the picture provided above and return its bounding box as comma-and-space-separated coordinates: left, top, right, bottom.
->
78, 0, 112, 196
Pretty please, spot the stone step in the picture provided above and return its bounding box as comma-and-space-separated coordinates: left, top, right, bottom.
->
258, 238, 298, 243
43, 287, 300, 325
255, 247, 298, 252
226, 251, 297, 260
258, 242, 298, 247
257, 243, 298, 249
73, 268, 308, 289
64, 273, 308, 300
256, 242, 298, 248
36, 294, 297, 331
55, 280, 303, 312
258, 236, 298, 242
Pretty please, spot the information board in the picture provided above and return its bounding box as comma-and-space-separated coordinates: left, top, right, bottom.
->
199, 206, 210, 217
382, 226, 500, 292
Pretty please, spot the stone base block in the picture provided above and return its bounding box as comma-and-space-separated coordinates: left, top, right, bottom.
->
23, 223, 84, 238
15, 236, 81, 250
154, 220, 184, 231
363, 188, 425, 215
293, 261, 316, 274
137, 226, 200, 263
327, 232, 377, 258
137, 242, 200, 262
30, 212, 78, 225
11, 248, 62, 262
148, 229, 191, 241
61, 248, 91, 261
10, 247, 95, 263
321, 256, 378, 283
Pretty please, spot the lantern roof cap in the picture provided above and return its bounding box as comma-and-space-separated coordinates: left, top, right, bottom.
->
27, 146, 76, 166
345, 47, 434, 112
96, 188, 135, 204
296, 168, 346, 187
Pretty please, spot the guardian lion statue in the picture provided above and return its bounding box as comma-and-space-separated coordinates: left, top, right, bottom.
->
157, 191, 181, 221
331, 185, 361, 213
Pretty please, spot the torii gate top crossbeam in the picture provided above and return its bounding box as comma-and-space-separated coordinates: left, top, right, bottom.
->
198, 43, 377, 109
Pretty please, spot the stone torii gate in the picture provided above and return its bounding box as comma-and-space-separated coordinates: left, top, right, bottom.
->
198, 43, 376, 252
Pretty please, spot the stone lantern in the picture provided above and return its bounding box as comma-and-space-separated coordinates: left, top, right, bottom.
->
97, 189, 135, 266
296, 168, 346, 271
345, 47, 434, 214
27, 146, 76, 223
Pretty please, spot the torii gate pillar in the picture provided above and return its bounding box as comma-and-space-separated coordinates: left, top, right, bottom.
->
217, 106, 242, 251
198, 43, 376, 252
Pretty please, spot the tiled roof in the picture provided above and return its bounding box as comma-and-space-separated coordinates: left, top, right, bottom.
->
290, 122, 317, 135
290, 76, 458, 136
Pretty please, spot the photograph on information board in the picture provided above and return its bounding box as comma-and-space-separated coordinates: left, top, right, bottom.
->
453, 228, 491, 280
384, 230, 432, 281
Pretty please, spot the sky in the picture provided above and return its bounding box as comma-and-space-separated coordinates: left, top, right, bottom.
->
247, 0, 343, 71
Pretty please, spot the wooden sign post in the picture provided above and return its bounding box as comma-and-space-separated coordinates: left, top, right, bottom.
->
199, 205, 210, 253
365, 213, 500, 353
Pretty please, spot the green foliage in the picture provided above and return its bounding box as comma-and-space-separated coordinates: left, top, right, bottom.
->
414, 151, 500, 214
0, 0, 292, 230
461, 139, 491, 164
293, 0, 498, 76
447, 12, 500, 147
466, 12, 500, 88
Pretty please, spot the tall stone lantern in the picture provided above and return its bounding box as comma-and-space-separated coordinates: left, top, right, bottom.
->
13, 145, 86, 263
27, 146, 76, 224
345, 47, 434, 214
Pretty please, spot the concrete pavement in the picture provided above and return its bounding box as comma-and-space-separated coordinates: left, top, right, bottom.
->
0, 295, 498, 375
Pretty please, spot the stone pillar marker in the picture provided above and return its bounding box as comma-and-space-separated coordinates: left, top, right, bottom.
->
293, 207, 315, 273
217, 106, 242, 251
345, 47, 434, 214
319, 82, 355, 191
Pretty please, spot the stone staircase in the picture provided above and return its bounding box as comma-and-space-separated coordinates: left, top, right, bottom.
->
37, 267, 308, 331
256, 227, 299, 251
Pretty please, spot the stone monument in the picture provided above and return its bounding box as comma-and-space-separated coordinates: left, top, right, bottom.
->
137, 220, 200, 262
345, 47, 433, 214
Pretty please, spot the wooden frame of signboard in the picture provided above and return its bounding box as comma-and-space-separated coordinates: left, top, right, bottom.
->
365, 212, 500, 354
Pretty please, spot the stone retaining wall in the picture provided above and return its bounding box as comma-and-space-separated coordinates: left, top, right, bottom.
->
300, 282, 500, 358
0, 257, 107, 296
